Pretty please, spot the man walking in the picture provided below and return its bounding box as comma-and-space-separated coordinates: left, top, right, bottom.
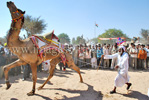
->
102, 46, 132, 94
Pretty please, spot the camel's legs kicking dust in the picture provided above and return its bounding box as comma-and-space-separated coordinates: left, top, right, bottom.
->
65, 53, 83, 83
3, 59, 27, 89
38, 57, 61, 90
67, 61, 83, 83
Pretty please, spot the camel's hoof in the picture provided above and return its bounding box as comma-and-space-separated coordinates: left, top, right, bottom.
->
6, 84, 11, 90
38, 86, 43, 90
80, 81, 83, 83
27, 91, 35, 96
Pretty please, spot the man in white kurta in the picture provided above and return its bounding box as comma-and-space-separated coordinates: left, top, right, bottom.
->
103, 46, 132, 94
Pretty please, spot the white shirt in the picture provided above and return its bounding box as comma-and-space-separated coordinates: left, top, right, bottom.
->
79, 53, 84, 59
85, 52, 91, 59
4, 48, 9, 55
145, 48, 149, 57
129, 47, 138, 58
104, 48, 109, 59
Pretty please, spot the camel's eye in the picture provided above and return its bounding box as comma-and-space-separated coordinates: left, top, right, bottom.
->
16, 13, 19, 16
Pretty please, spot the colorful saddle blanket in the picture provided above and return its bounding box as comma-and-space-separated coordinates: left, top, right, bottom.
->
30, 33, 66, 65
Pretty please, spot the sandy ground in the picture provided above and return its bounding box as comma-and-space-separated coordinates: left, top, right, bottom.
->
0, 68, 149, 100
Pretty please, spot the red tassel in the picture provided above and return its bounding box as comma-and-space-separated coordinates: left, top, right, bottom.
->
63, 67, 66, 71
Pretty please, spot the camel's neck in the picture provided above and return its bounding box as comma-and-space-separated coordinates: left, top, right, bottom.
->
7, 19, 22, 47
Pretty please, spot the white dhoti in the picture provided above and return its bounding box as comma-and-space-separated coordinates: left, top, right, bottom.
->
42, 60, 50, 71
115, 71, 129, 87
91, 57, 97, 68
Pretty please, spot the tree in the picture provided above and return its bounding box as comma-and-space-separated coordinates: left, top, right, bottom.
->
58, 33, 70, 44
98, 29, 130, 44
22, 15, 47, 37
90, 38, 98, 44
140, 29, 149, 43
72, 36, 86, 45
72, 37, 76, 45
77, 36, 86, 44
0, 37, 7, 44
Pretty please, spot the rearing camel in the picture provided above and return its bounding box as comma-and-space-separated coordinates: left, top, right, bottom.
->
4, 1, 83, 96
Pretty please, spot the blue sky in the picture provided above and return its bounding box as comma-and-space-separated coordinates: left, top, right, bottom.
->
0, 0, 149, 40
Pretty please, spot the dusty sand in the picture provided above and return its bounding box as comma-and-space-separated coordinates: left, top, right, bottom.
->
0, 68, 149, 100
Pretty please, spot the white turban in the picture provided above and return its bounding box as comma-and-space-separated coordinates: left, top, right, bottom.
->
118, 45, 125, 51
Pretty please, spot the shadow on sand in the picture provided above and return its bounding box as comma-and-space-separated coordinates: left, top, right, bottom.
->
34, 94, 52, 100
117, 90, 148, 100
10, 98, 18, 100
41, 83, 103, 100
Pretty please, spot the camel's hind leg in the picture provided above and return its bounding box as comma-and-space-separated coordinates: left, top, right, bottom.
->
67, 63, 83, 83
66, 53, 83, 83
38, 57, 61, 90
3, 59, 27, 89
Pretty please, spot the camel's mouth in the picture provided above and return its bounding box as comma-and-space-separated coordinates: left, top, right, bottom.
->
7, 1, 13, 8
7, 1, 17, 12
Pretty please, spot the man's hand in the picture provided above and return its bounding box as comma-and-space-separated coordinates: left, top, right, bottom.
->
115, 65, 119, 69
101, 55, 104, 58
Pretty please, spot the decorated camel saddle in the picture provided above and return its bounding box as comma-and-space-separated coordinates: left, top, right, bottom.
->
30, 30, 66, 65
32, 30, 59, 44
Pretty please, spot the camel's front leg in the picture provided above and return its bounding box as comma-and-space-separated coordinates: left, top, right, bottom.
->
3, 59, 27, 89
27, 63, 37, 96
38, 57, 61, 90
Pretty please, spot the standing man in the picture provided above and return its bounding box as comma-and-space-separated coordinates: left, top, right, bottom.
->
97, 45, 103, 67
22, 64, 31, 81
73, 45, 79, 66
0, 48, 6, 79
91, 45, 97, 68
79, 49, 85, 68
145, 44, 149, 69
138, 44, 147, 69
103, 45, 110, 68
129, 44, 138, 69
111, 43, 118, 69
102, 46, 132, 94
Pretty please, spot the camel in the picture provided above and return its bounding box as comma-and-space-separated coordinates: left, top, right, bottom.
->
4, 1, 83, 96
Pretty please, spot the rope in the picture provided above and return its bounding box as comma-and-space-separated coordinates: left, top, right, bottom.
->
73, 57, 111, 84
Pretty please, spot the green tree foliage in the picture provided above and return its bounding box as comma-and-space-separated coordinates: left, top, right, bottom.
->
22, 15, 47, 37
0, 37, 6, 44
98, 29, 130, 44
72, 37, 76, 44
58, 33, 70, 44
72, 35, 86, 45
140, 29, 149, 43
90, 38, 98, 44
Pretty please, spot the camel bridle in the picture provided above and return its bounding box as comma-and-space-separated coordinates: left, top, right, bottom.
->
12, 10, 24, 22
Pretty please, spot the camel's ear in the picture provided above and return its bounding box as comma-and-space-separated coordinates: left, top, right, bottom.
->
22, 11, 25, 14
17, 9, 25, 14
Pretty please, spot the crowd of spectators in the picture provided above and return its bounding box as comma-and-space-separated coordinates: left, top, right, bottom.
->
68, 43, 149, 70
0, 41, 149, 80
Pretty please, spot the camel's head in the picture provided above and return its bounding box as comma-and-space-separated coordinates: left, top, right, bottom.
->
7, 1, 25, 21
